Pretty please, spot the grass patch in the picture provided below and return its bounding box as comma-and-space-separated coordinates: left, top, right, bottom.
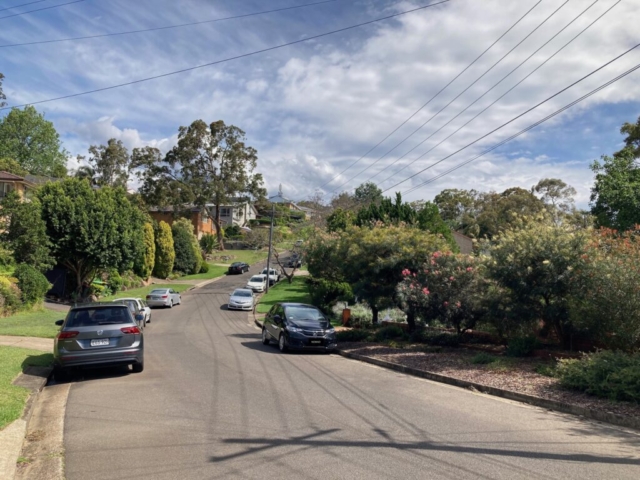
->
0, 346, 53, 430
470, 352, 497, 365
102, 284, 191, 301
486, 357, 518, 373
256, 277, 311, 314
211, 249, 269, 265
0, 308, 62, 339
178, 265, 227, 281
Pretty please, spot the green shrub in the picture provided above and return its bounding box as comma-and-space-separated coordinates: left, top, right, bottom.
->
199, 262, 210, 274
153, 221, 174, 278
134, 223, 155, 279
556, 351, 640, 402
224, 225, 241, 238
336, 329, 370, 342
373, 325, 404, 342
307, 277, 353, 313
172, 222, 199, 275
0, 276, 22, 313
106, 270, 124, 293
470, 352, 497, 365
535, 363, 557, 377
13, 264, 50, 305
200, 233, 216, 254
506, 336, 539, 357
331, 303, 373, 329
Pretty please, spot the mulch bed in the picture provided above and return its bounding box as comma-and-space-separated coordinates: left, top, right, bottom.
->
339, 342, 640, 420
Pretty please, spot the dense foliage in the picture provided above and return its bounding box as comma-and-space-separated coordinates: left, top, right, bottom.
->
13, 264, 51, 306
199, 233, 216, 254
134, 223, 155, 280
153, 221, 175, 278
171, 219, 201, 275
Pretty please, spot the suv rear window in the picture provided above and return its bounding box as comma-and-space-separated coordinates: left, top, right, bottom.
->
65, 307, 134, 327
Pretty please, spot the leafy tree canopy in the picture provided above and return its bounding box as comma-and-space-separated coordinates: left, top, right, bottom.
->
134, 119, 265, 249
354, 182, 383, 206
80, 138, 130, 187
0, 106, 68, 176
0, 157, 28, 176
533, 178, 576, 223
36, 178, 145, 296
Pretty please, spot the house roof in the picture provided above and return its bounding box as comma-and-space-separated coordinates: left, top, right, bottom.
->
268, 194, 293, 204
25, 174, 60, 185
0, 171, 25, 181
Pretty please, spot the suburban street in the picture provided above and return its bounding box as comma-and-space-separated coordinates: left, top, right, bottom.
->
62, 265, 640, 480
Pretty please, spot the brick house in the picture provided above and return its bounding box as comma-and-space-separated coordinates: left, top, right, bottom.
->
148, 206, 216, 239
0, 171, 36, 200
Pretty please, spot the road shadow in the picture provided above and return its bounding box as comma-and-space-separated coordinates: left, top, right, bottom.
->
209, 428, 640, 465
240, 340, 330, 356
49, 365, 133, 385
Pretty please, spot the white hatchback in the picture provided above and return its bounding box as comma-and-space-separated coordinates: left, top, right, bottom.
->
115, 297, 151, 324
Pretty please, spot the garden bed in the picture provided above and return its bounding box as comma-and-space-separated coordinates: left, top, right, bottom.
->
338, 342, 640, 420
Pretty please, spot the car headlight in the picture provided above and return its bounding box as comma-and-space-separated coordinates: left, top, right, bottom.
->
326, 327, 335, 334
287, 326, 303, 333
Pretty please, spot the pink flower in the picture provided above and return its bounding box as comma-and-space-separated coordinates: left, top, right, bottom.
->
455, 301, 461, 308
422, 288, 430, 295
413, 273, 417, 277
410, 283, 416, 289
466, 267, 473, 272
402, 269, 411, 277
433, 252, 441, 258
443, 301, 449, 307
449, 276, 455, 281
430, 260, 436, 266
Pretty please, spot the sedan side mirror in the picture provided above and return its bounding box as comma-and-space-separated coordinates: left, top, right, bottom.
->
273, 314, 282, 324
135, 314, 144, 322
55, 320, 64, 326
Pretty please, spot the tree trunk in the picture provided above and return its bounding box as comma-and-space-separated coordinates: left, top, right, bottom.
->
214, 204, 224, 251
372, 305, 379, 325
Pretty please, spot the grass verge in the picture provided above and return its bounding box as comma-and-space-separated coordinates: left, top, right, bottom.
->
179, 265, 228, 281
0, 346, 53, 430
256, 276, 311, 314
103, 284, 192, 301
0, 308, 62, 339
211, 249, 269, 265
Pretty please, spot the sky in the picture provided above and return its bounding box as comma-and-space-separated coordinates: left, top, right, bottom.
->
0, 0, 638, 208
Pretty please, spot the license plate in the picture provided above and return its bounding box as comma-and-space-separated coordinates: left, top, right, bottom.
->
91, 339, 109, 347
152, 296, 160, 300
310, 340, 322, 345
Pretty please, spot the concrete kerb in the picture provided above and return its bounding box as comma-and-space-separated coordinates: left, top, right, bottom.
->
335, 349, 640, 432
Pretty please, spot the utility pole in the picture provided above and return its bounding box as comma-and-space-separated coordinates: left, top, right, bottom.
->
265, 203, 274, 293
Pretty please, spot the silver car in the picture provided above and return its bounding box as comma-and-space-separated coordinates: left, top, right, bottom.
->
228, 288, 255, 311
53, 303, 144, 379
116, 297, 151, 324
146, 288, 182, 308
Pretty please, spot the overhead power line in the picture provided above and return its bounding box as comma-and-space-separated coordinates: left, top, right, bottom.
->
0, 0, 449, 111
374, 0, 611, 187
379, 41, 640, 194
317, 0, 542, 190
0, 0, 86, 20
0, 0, 47, 13
0, 0, 341, 48
331, 0, 570, 193
402, 61, 640, 195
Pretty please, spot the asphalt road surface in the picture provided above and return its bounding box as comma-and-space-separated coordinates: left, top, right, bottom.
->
62, 264, 640, 480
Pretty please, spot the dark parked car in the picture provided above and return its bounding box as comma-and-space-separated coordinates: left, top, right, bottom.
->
53, 303, 145, 380
228, 262, 250, 274
262, 303, 337, 353
287, 254, 302, 268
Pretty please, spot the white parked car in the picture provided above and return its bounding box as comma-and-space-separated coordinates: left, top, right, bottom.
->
228, 288, 255, 311
115, 297, 151, 324
146, 288, 182, 308
261, 268, 280, 286
246, 275, 267, 293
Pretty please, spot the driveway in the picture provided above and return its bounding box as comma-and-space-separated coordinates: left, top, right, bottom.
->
62, 262, 640, 479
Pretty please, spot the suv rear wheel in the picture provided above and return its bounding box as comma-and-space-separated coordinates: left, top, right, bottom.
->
132, 359, 144, 373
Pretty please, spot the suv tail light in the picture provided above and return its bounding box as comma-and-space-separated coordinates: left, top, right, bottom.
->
161, 295, 168, 299
121, 326, 141, 335
57, 331, 79, 339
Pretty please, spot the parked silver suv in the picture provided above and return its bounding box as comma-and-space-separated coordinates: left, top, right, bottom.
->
53, 303, 144, 380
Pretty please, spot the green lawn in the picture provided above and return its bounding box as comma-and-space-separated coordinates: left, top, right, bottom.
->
211, 249, 269, 265
256, 276, 311, 313
0, 309, 62, 339
179, 264, 228, 281
103, 283, 192, 301
0, 346, 53, 430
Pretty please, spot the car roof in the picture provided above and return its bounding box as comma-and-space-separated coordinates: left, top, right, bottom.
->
280, 303, 319, 308
71, 303, 130, 311
232, 288, 253, 294
150, 288, 169, 291
114, 297, 141, 302
231, 262, 244, 265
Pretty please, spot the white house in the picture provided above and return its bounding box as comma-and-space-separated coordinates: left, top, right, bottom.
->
214, 198, 258, 228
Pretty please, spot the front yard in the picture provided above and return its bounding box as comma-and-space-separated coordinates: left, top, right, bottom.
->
256, 277, 311, 313
103, 283, 192, 301
210, 249, 269, 265
178, 264, 227, 281
0, 346, 53, 430
0, 309, 62, 339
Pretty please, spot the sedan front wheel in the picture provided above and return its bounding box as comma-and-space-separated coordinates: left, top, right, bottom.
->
262, 328, 270, 345
278, 334, 288, 353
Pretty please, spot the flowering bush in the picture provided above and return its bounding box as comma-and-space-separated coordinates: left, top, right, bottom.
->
396, 252, 486, 335
569, 227, 640, 351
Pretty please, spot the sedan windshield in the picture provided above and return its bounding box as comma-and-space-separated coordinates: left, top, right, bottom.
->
232, 290, 252, 297
65, 307, 134, 327
231, 262, 243, 267
249, 276, 264, 283
150, 290, 168, 295
285, 306, 325, 323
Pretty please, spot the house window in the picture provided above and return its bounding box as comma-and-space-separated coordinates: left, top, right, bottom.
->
0, 182, 14, 198
221, 207, 230, 216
